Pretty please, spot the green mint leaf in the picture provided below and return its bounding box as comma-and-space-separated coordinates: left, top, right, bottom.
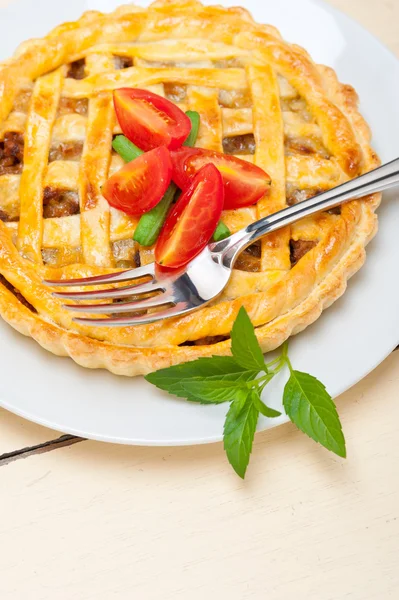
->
224, 391, 259, 478
253, 393, 282, 418
230, 388, 250, 414
145, 356, 252, 400
283, 370, 346, 458
180, 370, 258, 404
231, 306, 266, 372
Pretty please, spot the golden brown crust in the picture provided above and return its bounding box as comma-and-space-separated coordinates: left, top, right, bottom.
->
0, 0, 380, 376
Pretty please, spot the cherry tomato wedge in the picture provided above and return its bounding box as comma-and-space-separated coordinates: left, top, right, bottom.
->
114, 88, 191, 152
171, 147, 271, 209
102, 146, 172, 216
155, 164, 223, 268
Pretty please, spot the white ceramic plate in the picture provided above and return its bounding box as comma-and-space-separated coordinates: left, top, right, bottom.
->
0, 0, 398, 445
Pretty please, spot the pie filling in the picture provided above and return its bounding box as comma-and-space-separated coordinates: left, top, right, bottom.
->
57, 97, 89, 116
284, 135, 330, 159
164, 82, 187, 103
218, 89, 252, 109
223, 134, 255, 155
49, 141, 84, 162
234, 241, 261, 272
113, 55, 133, 70
0, 132, 24, 176
286, 184, 341, 214
42, 187, 80, 218
0, 209, 17, 223
111, 239, 140, 269
41, 246, 81, 267
289, 239, 317, 266
67, 58, 86, 80
180, 335, 230, 347
281, 96, 314, 122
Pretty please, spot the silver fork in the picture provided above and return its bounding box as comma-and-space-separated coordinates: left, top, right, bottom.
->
44, 157, 399, 327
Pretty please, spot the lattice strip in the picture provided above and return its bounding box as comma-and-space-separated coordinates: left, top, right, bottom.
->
44, 161, 79, 191
63, 68, 248, 98
222, 107, 252, 137
78, 92, 114, 266
85, 52, 114, 75
221, 206, 256, 234
85, 40, 250, 63
291, 213, 340, 242
187, 86, 222, 151
0, 111, 26, 139
247, 64, 290, 272
17, 68, 62, 262
282, 112, 323, 140
6, 208, 138, 249
0, 175, 20, 220
52, 113, 87, 144
286, 155, 347, 190
237, 31, 362, 177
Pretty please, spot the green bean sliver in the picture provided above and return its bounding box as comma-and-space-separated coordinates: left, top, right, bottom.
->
183, 111, 201, 147
213, 221, 231, 242
112, 135, 143, 161
133, 183, 178, 246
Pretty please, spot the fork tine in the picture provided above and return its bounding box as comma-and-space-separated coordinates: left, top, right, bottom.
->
51, 279, 163, 301
63, 291, 173, 314
43, 263, 155, 287
72, 304, 186, 327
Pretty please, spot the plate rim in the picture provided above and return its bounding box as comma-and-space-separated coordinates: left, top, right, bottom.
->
0, 0, 398, 446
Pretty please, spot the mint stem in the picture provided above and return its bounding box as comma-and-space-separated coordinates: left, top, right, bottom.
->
280, 341, 292, 373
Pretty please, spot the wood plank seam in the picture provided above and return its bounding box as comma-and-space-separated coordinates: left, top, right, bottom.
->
0, 434, 84, 466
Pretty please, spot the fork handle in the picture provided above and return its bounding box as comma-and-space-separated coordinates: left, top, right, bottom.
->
214, 157, 399, 267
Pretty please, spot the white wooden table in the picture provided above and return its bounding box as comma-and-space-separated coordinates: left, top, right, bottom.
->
0, 1, 398, 598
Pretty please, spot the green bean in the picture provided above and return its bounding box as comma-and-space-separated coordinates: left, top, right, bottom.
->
183, 111, 201, 147
112, 135, 143, 161
133, 183, 177, 247
213, 221, 231, 242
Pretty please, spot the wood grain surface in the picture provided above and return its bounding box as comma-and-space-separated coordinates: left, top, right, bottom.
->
0, 1, 398, 599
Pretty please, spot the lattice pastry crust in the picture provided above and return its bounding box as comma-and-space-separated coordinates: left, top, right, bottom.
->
0, 0, 380, 375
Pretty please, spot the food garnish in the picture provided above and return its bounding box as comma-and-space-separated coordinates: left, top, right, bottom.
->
155, 163, 224, 268
146, 307, 346, 478
102, 146, 172, 216
114, 88, 191, 151
171, 147, 272, 209
111, 105, 230, 249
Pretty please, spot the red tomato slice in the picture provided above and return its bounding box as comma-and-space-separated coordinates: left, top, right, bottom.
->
102, 146, 172, 216
171, 147, 271, 209
114, 88, 191, 152
155, 164, 223, 268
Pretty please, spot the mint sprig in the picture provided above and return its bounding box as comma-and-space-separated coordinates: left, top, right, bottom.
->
145, 306, 346, 478
231, 306, 266, 372
283, 369, 346, 457
224, 391, 259, 479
